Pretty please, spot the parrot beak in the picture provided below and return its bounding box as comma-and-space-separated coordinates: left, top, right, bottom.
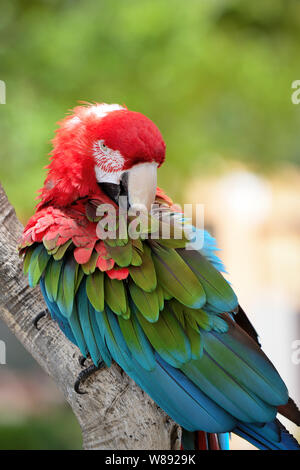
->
124, 162, 158, 213
98, 162, 157, 213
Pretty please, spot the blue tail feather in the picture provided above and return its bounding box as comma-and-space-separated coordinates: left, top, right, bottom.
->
235, 419, 300, 450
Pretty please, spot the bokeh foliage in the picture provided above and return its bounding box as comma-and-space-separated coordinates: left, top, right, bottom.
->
0, 407, 81, 450
1, 0, 300, 221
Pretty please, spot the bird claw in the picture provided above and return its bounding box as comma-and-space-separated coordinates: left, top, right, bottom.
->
78, 354, 90, 367
74, 361, 105, 395
33, 310, 48, 330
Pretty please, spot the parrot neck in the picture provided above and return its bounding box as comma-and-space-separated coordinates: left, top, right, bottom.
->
36, 165, 102, 210
36, 140, 102, 209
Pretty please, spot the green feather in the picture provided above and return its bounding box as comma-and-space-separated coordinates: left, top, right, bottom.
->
168, 302, 204, 359
95, 307, 132, 369
43, 235, 58, 252
204, 319, 288, 406
89, 307, 112, 365
152, 214, 188, 248
23, 246, 35, 275
48, 258, 64, 302
151, 244, 206, 309
156, 238, 187, 249
156, 284, 165, 311
211, 315, 229, 333
163, 288, 173, 300
169, 299, 212, 332
129, 244, 157, 292
186, 323, 204, 359
28, 244, 50, 287
129, 281, 159, 322
56, 256, 76, 317
118, 312, 155, 371
52, 240, 72, 260
177, 249, 238, 312
104, 276, 127, 315
86, 270, 104, 312
169, 300, 186, 328
136, 306, 191, 367
104, 240, 132, 267
75, 266, 85, 293
77, 282, 102, 365
131, 247, 143, 266
132, 238, 144, 253
180, 352, 276, 423
120, 303, 131, 320
184, 306, 212, 331
44, 257, 55, 301
82, 250, 99, 274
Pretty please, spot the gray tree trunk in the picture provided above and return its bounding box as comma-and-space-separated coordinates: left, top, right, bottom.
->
0, 184, 181, 450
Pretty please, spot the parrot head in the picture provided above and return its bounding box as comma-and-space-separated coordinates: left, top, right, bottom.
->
39, 103, 166, 210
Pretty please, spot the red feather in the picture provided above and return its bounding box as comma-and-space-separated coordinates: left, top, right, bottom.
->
195, 431, 221, 450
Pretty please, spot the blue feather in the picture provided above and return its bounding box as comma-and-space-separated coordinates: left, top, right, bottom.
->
235, 420, 300, 450
40, 279, 77, 346
77, 281, 102, 365
89, 307, 112, 366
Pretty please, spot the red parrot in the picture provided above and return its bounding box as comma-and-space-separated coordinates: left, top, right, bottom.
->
19, 103, 300, 450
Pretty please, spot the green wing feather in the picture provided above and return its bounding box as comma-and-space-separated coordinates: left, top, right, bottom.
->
129, 244, 157, 292
177, 249, 238, 312
129, 281, 160, 322
28, 244, 50, 288
156, 284, 165, 311
104, 240, 132, 267
56, 255, 77, 317
75, 266, 85, 293
136, 304, 191, 367
23, 246, 35, 275
52, 240, 72, 260
151, 243, 206, 309
118, 310, 156, 371
77, 281, 102, 365
44, 257, 64, 302
104, 276, 127, 316
130, 247, 143, 266
82, 250, 99, 274
86, 270, 104, 312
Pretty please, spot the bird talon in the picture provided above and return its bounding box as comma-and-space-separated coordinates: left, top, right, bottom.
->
74, 361, 105, 395
33, 310, 48, 330
78, 354, 90, 367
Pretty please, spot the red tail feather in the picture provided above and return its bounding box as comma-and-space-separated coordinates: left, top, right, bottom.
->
196, 431, 220, 450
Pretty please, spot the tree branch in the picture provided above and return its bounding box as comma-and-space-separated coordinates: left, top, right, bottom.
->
0, 184, 181, 450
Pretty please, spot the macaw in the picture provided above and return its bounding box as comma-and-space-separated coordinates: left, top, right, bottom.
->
19, 103, 300, 450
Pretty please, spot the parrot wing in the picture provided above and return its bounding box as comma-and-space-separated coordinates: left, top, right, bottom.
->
19, 192, 298, 447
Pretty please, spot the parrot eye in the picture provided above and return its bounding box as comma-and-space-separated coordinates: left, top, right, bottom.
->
100, 141, 108, 152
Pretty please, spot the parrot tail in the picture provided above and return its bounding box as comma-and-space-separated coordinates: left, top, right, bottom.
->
181, 430, 230, 450
234, 419, 300, 450
182, 420, 300, 450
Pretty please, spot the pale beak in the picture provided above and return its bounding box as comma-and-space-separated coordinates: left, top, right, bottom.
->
126, 162, 158, 213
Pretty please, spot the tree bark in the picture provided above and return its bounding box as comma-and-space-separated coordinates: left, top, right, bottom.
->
0, 184, 181, 450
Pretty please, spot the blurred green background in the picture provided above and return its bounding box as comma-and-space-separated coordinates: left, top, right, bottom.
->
0, 0, 300, 450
